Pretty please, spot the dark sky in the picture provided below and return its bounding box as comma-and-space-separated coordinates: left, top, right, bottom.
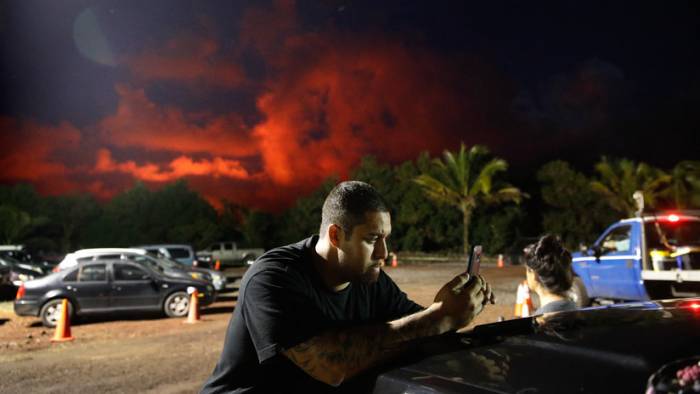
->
1, 0, 698, 210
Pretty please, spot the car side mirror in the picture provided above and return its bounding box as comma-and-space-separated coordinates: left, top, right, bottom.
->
592, 245, 603, 259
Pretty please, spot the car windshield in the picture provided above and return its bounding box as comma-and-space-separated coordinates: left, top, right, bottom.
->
167, 248, 190, 259
646, 220, 700, 249
129, 255, 166, 274
155, 257, 184, 269
150, 257, 182, 269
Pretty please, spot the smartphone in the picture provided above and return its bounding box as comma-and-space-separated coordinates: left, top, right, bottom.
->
466, 245, 482, 275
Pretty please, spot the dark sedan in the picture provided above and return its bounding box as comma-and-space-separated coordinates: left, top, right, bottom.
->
14, 259, 215, 327
370, 299, 700, 393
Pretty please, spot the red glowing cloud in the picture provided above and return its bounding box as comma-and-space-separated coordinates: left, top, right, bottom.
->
0, 117, 83, 193
98, 84, 258, 157
2, 1, 510, 210
252, 41, 477, 186
94, 148, 249, 181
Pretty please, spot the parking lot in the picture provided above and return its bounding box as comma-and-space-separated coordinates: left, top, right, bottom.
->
0, 262, 525, 394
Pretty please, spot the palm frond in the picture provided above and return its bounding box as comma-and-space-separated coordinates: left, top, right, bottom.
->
472, 159, 507, 195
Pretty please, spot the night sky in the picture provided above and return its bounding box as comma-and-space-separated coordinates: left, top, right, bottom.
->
1, 1, 698, 211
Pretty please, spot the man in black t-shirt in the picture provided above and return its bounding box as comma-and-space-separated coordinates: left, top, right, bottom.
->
201, 181, 494, 393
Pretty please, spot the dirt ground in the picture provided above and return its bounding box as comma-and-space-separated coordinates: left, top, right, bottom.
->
0, 263, 527, 394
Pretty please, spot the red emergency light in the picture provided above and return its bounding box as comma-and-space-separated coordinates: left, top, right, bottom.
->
668, 214, 680, 222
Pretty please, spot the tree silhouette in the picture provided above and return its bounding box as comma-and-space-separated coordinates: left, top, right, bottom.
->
415, 143, 524, 254
664, 160, 700, 209
590, 157, 670, 217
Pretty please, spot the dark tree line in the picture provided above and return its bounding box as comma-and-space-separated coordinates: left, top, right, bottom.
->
1, 147, 698, 257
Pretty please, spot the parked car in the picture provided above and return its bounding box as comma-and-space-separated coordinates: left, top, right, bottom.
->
571, 212, 700, 307
0, 255, 44, 285
132, 244, 197, 266
132, 245, 227, 291
55, 248, 218, 288
369, 298, 700, 393
14, 259, 215, 327
0, 245, 58, 273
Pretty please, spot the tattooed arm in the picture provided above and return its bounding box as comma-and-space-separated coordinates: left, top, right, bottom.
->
283, 274, 493, 386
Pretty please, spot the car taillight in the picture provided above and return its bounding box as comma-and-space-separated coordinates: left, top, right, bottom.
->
15, 283, 25, 300
668, 214, 680, 222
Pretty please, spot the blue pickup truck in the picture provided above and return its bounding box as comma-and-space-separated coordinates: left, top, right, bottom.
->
570, 212, 700, 306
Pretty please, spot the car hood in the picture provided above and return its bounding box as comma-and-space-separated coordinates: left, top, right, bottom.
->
373, 299, 700, 394
161, 268, 194, 279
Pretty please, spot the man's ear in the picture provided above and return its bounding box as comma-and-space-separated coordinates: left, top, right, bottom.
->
328, 224, 343, 248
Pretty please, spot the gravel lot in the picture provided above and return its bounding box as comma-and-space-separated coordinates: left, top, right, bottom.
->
0, 262, 526, 393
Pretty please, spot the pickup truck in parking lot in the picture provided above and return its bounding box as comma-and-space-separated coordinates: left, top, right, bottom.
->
196, 242, 264, 268
570, 212, 700, 306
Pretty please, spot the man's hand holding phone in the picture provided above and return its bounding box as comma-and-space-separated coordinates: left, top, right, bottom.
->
462, 245, 494, 304
433, 245, 495, 331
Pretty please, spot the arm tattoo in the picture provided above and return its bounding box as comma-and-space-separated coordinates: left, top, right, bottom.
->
283, 306, 444, 386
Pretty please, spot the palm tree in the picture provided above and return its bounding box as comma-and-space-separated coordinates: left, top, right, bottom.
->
590, 157, 670, 217
414, 143, 525, 254
664, 161, 700, 209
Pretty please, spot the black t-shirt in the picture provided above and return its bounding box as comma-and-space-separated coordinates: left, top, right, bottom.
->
201, 236, 423, 393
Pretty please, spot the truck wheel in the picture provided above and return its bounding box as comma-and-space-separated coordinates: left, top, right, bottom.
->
569, 277, 590, 308
40, 298, 74, 328
164, 291, 190, 317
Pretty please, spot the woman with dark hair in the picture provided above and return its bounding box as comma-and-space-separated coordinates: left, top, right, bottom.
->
525, 234, 577, 314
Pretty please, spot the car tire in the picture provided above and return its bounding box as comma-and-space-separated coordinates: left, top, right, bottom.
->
569, 276, 590, 308
40, 298, 74, 328
163, 291, 190, 317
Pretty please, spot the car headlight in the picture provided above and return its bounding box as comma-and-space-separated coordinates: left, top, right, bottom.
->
190, 272, 204, 280
18, 273, 33, 281
210, 272, 223, 281
12, 273, 34, 286
11, 272, 34, 282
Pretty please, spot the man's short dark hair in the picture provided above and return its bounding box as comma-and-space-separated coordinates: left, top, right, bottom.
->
525, 234, 573, 295
320, 181, 389, 236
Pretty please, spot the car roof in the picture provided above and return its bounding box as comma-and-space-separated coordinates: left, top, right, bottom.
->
67, 248, 147, 257
131, 244, 193, 250
618, 213, 700, 224
58, 248, 149, 269
62, 258, 161, 275
0, 245, 24, 251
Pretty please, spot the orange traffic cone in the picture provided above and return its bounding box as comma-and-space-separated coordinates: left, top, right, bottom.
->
51, 299, 74, 342
185, 287, 200, 324
214, 260, 221, 271
513, 281, 534, 318
391, 253, 398, 268
497, 254, 504, 268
